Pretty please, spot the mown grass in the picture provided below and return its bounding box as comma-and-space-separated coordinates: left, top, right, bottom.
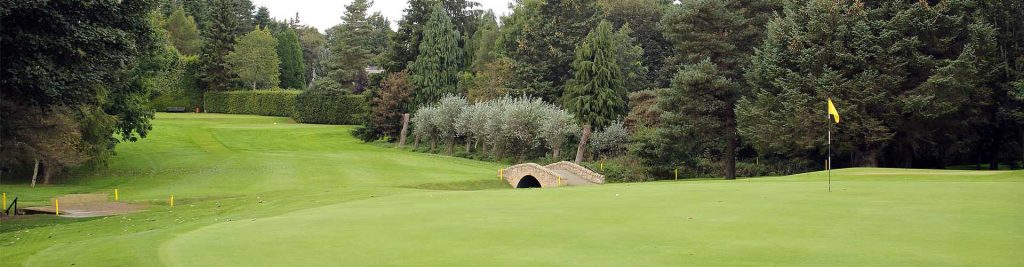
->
1, 113, 1020, 266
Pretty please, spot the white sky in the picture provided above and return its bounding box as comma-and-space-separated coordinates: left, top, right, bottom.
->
251, 0, 515, 32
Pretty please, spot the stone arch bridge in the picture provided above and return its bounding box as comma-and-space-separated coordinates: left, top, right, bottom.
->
501, 161, 605, 188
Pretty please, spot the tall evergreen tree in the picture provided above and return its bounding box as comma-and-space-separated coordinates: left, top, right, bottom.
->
651, 0, 779, 179
296, 26, 326, 86
599, 0, 673, 88
409, 2, 463, 108
226, 27, 280, 89
200, 0, 241, 91
564, 20, 626, 164
612, 24, 648, 92
234, 0, 256, 36
253, 6, 271, 29
275, 27, 306, 89
500, 0, 602, 102
325, 0, 373, 89
468, 10, 499, 71
384, 0, 481, 73
166, 5, 202, 55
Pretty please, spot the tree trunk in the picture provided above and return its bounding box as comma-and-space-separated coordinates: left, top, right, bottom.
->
30, 158, 40, 188
724, 131, 737, 180
552, 146, 561, 160
252, 81, 257, 90
397, 113, 410, 148
493, 141, 502, 161
413, 134, 421, 150
445, 138, 454, 155
724, 110, 737, 180
42, 162, 52, 185
430, 137, 437, 153
574, 124, 592, 164
464, 139, 472, 153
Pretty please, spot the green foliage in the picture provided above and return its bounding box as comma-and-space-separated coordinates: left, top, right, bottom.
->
325, 0, 373, 89
1, 0, 157, 174
360, 71, 415, 141
657, 59, 738, 177
564, 20, 627, 129
274, 27, 307, 89
500, 0, 601, 102
737, 0, 1021, 168
599, 0, 673, 88
409, 2, 463, 109
293, 90, 369, 125
253, 6, 271, 29
200, 0, 241, 91
384, 0, 482, 72
612, 24, 648, 91
203, 90, 299, 117
296, 27, 326, 86
468, 11, 499, 72
226, 27, 280, 89
149, 55, 202, 111
166, 5, 202, 55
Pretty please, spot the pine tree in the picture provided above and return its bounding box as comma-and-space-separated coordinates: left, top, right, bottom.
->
226, 27, 280, 89
612, 24, 647, 92
166, 5, 202, 55
275, 27, 306, 89
200, 0, 241, 91
324, 0, 373, 89
564, 20, 626, 164
253, 6, 271, 29
235, 0, 256, 36
384, 0, 481, 73
500, 0, 601, 102
468, 10, 498, 72
409, 2, 463, 109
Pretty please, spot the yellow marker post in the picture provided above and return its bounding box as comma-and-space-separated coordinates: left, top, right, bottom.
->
674, 168, 678, 180
2, 192, 6, 209
114, 188, 119, 201
600, 162, 604, 172
170, 194, 174, 207
55, 199, 59, 216
558, 176, 562, 186
499, 168, 504, 180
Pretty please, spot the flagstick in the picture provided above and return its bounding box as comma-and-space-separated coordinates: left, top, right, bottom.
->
828, 114, 832, 193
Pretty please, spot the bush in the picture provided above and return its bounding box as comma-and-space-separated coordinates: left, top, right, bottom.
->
293, 89, 368, 125
204, 90, 299, 117
582, 155, 653, 183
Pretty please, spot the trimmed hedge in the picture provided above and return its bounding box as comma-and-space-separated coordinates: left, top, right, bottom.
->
293, 90, 368, 125
204, 90, 300, 117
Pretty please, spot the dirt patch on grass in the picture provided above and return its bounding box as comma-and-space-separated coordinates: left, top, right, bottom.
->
20, 193, 146, 218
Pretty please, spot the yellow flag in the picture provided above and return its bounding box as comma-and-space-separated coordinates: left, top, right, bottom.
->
827, 98, 840, 124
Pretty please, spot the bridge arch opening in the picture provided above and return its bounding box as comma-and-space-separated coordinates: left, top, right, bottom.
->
516, 175, 542, 188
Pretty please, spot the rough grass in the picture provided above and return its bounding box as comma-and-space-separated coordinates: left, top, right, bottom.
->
1, 113, 1021, 266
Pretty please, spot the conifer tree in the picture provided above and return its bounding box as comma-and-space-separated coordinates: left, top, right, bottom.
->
253, 6, 271, 29
500, 0, 601, 102
613, 24, 647, 92
166, 5, 202, 55
409, 2, 462, 109
325, 0, 373, 89
226, 27, 280, 89
564, 20, 626, 164
200, 0, 241, 91
275, 27, 306, 89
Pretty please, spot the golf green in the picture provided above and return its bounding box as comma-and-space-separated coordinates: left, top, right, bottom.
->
1, 113, 1021, 266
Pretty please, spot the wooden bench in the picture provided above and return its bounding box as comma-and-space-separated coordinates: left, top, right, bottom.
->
166, 107, 187, 113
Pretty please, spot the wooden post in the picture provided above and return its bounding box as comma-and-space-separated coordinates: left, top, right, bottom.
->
397, 113, 410, 148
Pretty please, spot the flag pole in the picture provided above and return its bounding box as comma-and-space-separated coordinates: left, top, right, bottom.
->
828, 117, 832, 192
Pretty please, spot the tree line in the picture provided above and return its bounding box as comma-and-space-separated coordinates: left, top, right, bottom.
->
360, 0, 1024, 179
2, 0, 1021, 184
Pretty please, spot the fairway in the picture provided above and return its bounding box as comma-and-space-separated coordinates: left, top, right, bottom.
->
1, 113, 1021, 266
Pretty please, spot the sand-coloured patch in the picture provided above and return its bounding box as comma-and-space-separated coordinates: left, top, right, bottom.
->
21, 193, 145, 218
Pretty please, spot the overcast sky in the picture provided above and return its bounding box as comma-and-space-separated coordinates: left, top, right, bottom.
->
251, 0, 515, 32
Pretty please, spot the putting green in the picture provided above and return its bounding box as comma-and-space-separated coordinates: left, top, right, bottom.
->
2, 113, 1021, 266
